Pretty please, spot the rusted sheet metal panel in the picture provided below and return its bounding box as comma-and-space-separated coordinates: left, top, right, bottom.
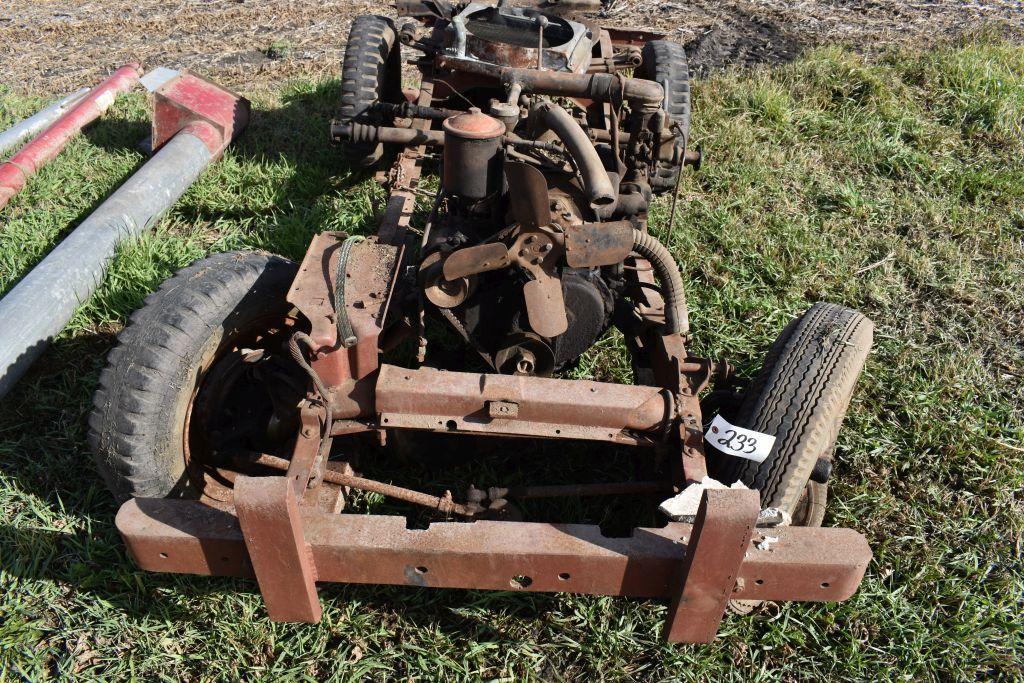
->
287, 234, 401, 385
117, 497, 871, 603
234, 476, 322, 623
664, 488, 759, 643
602, 25, 668, 46
375, 363, 670, 441
563, 221, 634, 268
342, 238, 402, 349
288, 231, 346, 350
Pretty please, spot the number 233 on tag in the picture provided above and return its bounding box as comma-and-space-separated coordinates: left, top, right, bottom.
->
705, 414, 776, 463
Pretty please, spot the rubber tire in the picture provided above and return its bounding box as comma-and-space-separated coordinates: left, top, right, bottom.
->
635, 40, 691, 193
337, 15, 401, 167
718, 303, 873, 518
88, 251, 298, 502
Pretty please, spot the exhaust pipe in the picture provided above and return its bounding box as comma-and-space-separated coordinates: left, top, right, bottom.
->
0, 74, 249, 399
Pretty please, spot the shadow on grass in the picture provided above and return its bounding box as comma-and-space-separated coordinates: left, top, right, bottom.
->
0, 80, 383, 394
77, 80, 377, 235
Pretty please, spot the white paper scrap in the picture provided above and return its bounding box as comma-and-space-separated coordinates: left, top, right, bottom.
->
658, 476, 750, 522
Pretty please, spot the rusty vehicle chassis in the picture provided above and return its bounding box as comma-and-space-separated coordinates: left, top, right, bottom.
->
116, 25, 871, 644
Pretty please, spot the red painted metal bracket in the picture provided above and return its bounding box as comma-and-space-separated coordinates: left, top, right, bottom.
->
152, 72, 250, 158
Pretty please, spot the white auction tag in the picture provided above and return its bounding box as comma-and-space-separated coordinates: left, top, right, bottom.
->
705, 414, 776, 463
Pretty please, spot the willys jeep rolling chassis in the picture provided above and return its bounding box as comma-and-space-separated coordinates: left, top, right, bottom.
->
90, 1, 873, 643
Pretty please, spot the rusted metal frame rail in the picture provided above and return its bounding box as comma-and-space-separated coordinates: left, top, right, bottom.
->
117, 484, 872, 643
377, 66, 438, 247
621, 254, 709, 485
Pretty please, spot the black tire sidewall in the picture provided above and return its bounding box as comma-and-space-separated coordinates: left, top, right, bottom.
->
711, 303, 872, 522
89, 252, 298, 501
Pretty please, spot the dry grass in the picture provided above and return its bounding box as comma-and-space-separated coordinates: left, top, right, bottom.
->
2, 0, 1023, 96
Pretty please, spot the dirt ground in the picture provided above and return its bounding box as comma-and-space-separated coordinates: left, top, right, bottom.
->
1, 0, 1022, 97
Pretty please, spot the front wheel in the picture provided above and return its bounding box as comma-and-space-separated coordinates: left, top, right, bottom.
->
712, 302, 873, 524
88, 251, 301, 502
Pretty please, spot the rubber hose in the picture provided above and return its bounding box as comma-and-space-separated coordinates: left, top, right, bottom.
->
632, 231, 689, 335
533, 102, 616, 209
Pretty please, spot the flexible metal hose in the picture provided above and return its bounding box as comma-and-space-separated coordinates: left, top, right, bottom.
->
333, 235, 365, 348
632, 231, 689, 335
288, 332, 330, 400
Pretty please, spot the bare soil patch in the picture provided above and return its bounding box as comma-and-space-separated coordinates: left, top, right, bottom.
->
1, 0, 1022, 96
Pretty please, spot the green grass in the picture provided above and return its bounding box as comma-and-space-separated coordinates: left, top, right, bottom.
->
2, 39, 1023, 680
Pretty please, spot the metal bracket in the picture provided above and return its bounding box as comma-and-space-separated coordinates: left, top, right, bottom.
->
151, 72, 250, 157
664, 488, 759, 643
235, 475, 322, 623
286, 403, 329, 496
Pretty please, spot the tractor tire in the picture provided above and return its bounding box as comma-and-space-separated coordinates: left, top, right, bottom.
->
716, 303, 873, 522
635, 40, 691, 194
88, 251, 298, 502
337, 15, 402, 167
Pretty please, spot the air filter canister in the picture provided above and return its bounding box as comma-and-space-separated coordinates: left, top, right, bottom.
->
442, 107, 506, 202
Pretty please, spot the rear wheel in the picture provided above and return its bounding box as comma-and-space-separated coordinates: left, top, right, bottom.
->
88, 251, 301, 502
336, 15, 402, 167
714, 303, 873, 520
635, 40, 691, 193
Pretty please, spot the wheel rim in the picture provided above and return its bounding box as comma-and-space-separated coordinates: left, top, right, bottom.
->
182, 313, 303, 502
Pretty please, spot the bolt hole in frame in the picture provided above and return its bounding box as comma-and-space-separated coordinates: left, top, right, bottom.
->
510, 575, 533, 589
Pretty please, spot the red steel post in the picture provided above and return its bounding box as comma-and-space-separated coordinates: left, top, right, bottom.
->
0, 63, 141, 209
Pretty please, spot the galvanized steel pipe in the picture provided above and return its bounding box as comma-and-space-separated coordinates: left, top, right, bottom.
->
0, 64, 140, 210
0, 122, 228, 399
0, 87, 90, 157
